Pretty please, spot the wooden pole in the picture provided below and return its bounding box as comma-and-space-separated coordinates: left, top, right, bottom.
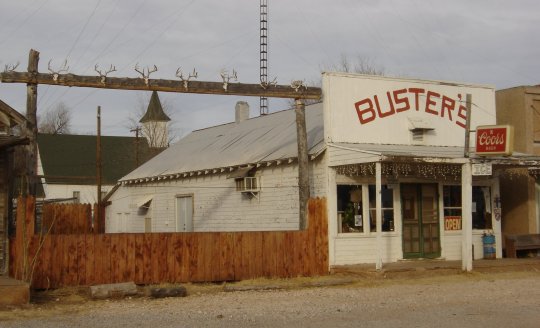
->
295, 98, 309, 230
464, 94, 472, 157
25, 49, 39, 196
96, 106, 102, 224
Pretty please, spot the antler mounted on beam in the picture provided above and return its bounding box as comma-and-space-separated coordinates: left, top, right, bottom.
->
175, 67, 198, 90
48, 59, 69, 82
94, 64, 117, 84
220, 69, 237, 91
4, 62, 20, 73
134, 64, 158, 86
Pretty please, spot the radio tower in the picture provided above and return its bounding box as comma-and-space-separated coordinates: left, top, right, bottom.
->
260, 0, 269, 115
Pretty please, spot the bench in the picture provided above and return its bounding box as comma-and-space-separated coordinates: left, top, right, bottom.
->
505, 234, 540, 258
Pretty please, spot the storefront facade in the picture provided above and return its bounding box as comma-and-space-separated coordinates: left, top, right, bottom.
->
322, 73, 514, 270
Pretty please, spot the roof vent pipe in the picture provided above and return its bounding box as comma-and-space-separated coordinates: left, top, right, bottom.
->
235, 101, 250, 123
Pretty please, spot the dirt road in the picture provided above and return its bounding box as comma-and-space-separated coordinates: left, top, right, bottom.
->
1, 271, 539, 328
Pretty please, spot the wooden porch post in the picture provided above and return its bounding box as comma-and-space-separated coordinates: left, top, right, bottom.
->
375, 162, 383, 270
461, 161, 473, 271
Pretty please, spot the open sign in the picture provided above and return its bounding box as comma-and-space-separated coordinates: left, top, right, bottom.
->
445, 216, 462, 230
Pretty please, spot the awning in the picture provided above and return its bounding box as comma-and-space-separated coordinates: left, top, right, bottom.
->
227, 166, 253, 179
137, 195, 153, 208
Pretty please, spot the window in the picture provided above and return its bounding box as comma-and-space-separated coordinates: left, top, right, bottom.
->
369, 185, 394, 232
336, 185, 364, 233
443, 185, 462, 230
442, 185, 492, 230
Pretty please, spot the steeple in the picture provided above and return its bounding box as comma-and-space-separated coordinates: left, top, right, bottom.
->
139, 91, 171, 123
139, 91, 171, 148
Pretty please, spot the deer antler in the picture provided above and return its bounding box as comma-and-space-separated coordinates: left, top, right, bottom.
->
290, 80, 307, 92
4, 62, 20, 73
48, 59, 70, 82
134, 63, 158, 85
94, 64, 117, 84
175, 67, 198, 90
261, 77, 277, 89
220, 69, 238, 91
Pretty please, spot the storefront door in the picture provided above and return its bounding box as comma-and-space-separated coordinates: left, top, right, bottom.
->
401, 184, 441, 258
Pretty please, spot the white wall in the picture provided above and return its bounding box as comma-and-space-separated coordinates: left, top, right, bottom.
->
322, 72, 496, 147
106, 156, 327, 233
44, 184, 113, 204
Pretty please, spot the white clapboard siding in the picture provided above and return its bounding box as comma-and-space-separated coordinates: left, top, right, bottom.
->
106, 157, 326, 233
333, 235, 402, 265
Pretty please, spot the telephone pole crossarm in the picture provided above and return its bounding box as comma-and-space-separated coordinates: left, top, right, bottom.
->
0, 71, 322, 100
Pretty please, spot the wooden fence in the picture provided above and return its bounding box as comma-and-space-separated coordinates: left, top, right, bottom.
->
41, 202, 105, 234
10, 197, 329, 289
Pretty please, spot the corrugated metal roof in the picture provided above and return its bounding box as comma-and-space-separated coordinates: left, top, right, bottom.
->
121, 103, 324, 181
329, 142, 540, 165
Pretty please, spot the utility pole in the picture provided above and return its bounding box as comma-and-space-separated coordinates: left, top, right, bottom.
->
130, 126, 141, 167
295, 98, 309, 230
96, 106, 102, 224
464, 94, 472, 157
25, 49, 39, 196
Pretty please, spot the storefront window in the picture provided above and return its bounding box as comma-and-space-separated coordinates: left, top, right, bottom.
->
336, 185, 364, 233
442, 185, 492, 230
369, 185, 394, 232
443, 185, 462, 230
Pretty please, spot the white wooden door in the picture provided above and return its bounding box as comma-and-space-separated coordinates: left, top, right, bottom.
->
176, 196, 193, 232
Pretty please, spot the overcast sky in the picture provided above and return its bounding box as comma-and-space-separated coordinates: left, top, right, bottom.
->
1, 0, 538, 138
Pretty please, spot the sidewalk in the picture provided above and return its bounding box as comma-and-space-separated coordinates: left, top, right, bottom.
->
331, 258, 540, 277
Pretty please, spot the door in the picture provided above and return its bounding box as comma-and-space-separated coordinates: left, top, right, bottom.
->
401, 184, 440, 258
176, 196, 193, 232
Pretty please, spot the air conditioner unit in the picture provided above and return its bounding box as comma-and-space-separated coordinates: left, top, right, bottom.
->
236, 177, 259, 193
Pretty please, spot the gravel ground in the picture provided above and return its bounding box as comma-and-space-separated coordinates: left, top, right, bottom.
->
1, 272, 539, 328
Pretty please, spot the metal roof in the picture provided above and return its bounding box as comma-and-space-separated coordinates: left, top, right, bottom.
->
121, 103, 325, 182
329, 142, 540, 166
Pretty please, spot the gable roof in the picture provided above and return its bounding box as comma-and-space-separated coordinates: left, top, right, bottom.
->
139, 91, 170, 123
0, 99, 26, 128
121, 103, 325, 183
38, 133, 162, 185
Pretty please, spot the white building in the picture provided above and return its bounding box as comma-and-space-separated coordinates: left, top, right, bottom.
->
107, 73, 540, 270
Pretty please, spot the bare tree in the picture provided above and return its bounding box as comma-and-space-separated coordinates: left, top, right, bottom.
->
38, 102, 72, 134
323, 54, 385, 76
287, 54, 385, 108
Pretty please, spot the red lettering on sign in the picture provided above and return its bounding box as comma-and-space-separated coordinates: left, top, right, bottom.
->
375, 94, 395, 118
441, 95, 455, 121
456, 104, 467, 128
408, 88, 425, 111
393, 88, 410, 112
425, 91, 440, 115
354, 98, 376, 124
352, 89, 469, 129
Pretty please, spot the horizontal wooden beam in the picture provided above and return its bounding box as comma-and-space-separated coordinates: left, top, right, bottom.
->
0, 71, 322, 100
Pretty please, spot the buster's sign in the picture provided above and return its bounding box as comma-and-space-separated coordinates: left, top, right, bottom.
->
475, 125, 513, 156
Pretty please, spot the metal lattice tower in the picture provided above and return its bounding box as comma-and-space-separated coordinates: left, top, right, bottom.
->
260, 0, 269, 115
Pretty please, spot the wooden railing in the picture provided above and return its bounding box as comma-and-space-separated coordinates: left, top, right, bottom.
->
10, 197, 328, 289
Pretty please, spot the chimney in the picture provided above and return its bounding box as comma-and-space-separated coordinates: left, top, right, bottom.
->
235, 101, 250, 123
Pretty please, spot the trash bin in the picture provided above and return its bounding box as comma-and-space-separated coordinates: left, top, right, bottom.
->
482, 234, 496, 259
